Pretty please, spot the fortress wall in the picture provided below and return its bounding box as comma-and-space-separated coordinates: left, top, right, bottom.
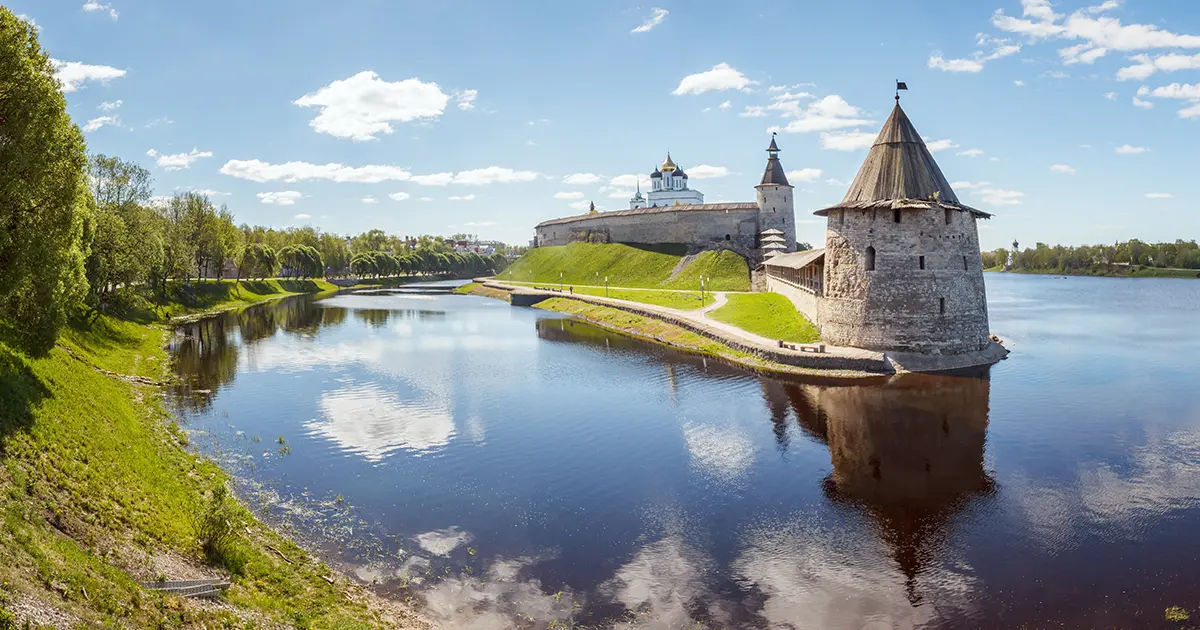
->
818, 207, 991, 355
535, 208, 761, 254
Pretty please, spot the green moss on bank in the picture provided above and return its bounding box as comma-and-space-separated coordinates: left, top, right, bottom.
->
500, 243, 751, 291
0, 296, 420, 627
708, 293, 820, 343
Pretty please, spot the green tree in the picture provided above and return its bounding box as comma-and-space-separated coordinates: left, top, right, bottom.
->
0, 9, 92, 354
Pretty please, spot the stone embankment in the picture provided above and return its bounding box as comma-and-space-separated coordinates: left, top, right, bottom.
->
479, 279, 1008, 375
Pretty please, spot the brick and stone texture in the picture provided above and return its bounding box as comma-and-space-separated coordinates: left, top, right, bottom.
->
534, 207, 762, 257
818, 206, 991, 355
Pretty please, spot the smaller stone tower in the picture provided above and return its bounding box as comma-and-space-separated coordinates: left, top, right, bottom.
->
755, 135, 796, 252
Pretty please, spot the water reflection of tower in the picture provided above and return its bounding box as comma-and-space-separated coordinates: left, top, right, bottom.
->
787, 372, 994, 604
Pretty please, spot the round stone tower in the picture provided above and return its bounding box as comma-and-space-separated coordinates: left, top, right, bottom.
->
755, 135, 796, 252
815, 102, 993, 355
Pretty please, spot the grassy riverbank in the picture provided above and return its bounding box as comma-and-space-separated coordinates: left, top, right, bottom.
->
986, 266, 1200, 279
0, 289, 421, 627
708, 293, 820, 343
501, 243, 752, 291
149, 278, 338, 321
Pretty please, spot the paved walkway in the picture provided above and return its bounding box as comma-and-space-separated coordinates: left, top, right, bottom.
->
483, 279, 888, 374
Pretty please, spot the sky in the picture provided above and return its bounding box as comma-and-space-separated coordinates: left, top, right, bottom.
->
10, 0, 1200, 249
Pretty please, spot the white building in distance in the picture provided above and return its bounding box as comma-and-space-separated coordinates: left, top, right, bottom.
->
629, 153, 704, 209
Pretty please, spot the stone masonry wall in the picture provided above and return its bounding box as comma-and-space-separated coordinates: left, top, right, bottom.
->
535, 208, 761, 255
818, 206, 991, 355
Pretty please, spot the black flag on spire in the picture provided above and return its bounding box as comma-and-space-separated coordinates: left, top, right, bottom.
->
896, 81, 908, 91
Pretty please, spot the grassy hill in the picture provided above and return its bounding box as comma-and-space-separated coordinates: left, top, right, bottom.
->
497, 243, 752, 291
708, 293, 820, 343
0, 282, 420, 628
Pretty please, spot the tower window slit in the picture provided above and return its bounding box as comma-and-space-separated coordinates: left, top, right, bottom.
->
865, 246, 876, 271
893, 209, 901, 223
919, 255, 925, 270
939, 297, 946, 314
945, 208, 953, 225
962, 255, 968, 270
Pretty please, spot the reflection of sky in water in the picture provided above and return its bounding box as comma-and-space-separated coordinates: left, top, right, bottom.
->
168, 277, 1200, 629
309, 383, 455, 460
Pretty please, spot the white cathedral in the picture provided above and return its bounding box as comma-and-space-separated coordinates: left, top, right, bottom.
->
628, 153, 705, 209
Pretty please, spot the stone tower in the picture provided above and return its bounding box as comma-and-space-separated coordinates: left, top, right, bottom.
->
755, 135, 796, 252
815, 102, 993, 356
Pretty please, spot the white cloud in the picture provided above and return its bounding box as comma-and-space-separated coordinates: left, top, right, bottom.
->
52, 59, 126, 93
819, 130, 877, 151
1180, 102, 1200, 119
293, 71, 450, 141
1060, 43, 1108, 65
1133, 96, 1153, 109
147, 147, 213, 171
687, 164, 730, 179
15, 14, 38, 30
925, 138, 959, 153
1104, 91, 1117, 100
980, 188, 1025, 206
1014, 79, 1026, 86
454, 89, 478, 111
718, 100, 732, 110
632, 7, 668, 34
1118, 52, 1200, 81
83, 116, 120, 133
82, 1, 118, 20
361, 195, 379, 204
1050, 164, 1077, 174
739, 106, 767, 118
1080, 144, 1094, 149
1144, 192, 1173, 199
568, 200, 593, 211
189, 189, 230, 197
99, 99, 122, 111
562, 173, 602, 185
768, 95, 871, 134
957, 148, 985, 157
220, 159, 412, 183
1136, 82, 1200, 118
1115, 144, 1149, 154
525, 139, 536, 146
1084, 0, 1122, 14
419, 197, 434, 202
410, 167, 541, 186
786, 168, 823, 182
825, 178, 846, 187
448, 194, 476, 201
388, 192, 410, 201
928, 54, 985, 73
554, 191, 585, 200
293, 213, 312, 220
257, 191, 303, 206
672, 63, 755, 96
951, 181, 993, 190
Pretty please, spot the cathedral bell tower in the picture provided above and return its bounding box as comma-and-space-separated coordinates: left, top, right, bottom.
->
755, 134, 796, 252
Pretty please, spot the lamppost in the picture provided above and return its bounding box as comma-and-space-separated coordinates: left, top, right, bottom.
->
700, 275, 705, 306
605, 276, 609, 298
559, 271, 564, 292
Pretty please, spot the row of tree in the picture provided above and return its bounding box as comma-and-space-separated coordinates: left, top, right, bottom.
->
0, 8, 513, 355
982, 239, 1200, 273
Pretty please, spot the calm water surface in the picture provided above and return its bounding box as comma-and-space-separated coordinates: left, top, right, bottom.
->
168, 275, 1200, 628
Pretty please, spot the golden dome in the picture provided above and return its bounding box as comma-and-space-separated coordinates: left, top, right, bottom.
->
660, 153, 676, 172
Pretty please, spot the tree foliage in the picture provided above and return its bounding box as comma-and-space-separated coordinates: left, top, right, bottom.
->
0, 9, 91, 354
987, 239, 1200, 274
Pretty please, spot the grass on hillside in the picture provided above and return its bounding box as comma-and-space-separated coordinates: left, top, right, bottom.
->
151, 278, 337, 320
500, 243, 751, 291
708, 293, 820, 344
0, 289, 413, 627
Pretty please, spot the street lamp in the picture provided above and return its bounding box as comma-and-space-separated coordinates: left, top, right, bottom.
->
559, 271, 563, 292
700, 275, 705, 306
605, 276, 609, 298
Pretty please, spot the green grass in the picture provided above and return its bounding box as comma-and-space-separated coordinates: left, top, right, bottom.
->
708, 293, 820, 343
539, 286, 715, 310
0, 303, 415, 627
986, 266, 1200, 279
499, 243, 751, 291
153, 278, 337, 320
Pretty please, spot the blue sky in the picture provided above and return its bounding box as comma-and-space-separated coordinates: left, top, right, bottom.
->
12, 0, 1199, 249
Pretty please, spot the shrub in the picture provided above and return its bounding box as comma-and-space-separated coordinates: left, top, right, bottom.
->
192, 485, 248, 576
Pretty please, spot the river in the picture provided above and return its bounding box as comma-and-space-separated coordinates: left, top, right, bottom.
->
167, 274, 1200, 629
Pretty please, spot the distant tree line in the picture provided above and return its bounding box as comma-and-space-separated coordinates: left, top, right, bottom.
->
0, 8, 511, 355
982, 240, 1200, 273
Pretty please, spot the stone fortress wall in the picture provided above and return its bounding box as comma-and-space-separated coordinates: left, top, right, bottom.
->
818, 205, 991, 355
534, 203, 764, 259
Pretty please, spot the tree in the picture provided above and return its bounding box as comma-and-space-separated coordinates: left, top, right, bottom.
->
84, 155, 162, 303
0, 9, 92, 354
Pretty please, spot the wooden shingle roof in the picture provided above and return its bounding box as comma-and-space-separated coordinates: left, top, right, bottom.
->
815, 103, 991, 219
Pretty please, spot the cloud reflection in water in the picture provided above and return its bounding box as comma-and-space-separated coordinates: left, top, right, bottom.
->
308, 383, 455, 460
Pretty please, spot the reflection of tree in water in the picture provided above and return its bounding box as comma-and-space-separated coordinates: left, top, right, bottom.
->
170, 315, 238, 412
352, 308, 447, 329
171, 296, 347, 411
777, 371, 995, 604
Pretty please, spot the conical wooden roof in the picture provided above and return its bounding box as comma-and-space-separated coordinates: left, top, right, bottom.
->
840, 103, 960, 205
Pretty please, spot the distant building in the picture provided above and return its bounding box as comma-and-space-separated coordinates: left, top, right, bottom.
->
533, 138, 797, 261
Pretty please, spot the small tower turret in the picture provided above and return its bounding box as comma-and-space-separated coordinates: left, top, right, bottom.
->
755, 134, 796, 253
